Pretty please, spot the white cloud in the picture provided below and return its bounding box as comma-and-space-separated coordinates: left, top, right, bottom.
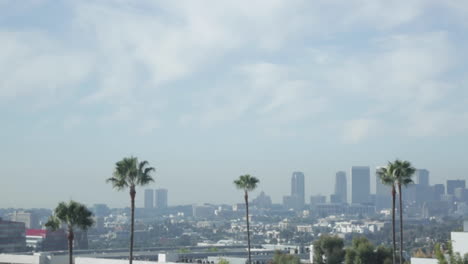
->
0, 31, 92, 101
1, 0, 468, 140
342, 118, 378, 143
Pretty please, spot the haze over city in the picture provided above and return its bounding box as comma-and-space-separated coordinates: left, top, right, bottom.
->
2, 1, 468, 209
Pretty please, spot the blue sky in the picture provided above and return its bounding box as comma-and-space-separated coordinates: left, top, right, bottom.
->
1, 0, 468, 208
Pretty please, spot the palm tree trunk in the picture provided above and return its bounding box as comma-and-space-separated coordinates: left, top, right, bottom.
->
392, 186, 396, 264
245, 191, 252, 264
398, 183, 404, 264
130, 186, 136, 264
68, 228, 74, 264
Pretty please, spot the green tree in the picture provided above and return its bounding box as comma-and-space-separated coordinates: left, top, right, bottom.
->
272, 251, 301, 264
45, 201, 94, 264
375, 246, 393, 264
313, 235, 345, 264
234, 174, 259, 264
107, 157, 155, 264
377, 163, 398, 264
393, 159, 415, 264
345, 237, 392, 264
218, 258, 230, 264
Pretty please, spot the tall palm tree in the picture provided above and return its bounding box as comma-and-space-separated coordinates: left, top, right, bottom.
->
393, 159, 415, 264
377, 163, 397, 264
45, 201, 94, 264
107, 156, 155, 264
234, 174, 259, 264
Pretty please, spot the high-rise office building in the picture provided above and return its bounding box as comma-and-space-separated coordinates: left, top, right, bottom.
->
352, 166, 370, 204
375, 167, 389, 196
432, 184, 445, 201
291, 171, 305, 210
416, 169, 430, 186
375, 166, 391, 209
144, 189, 154, 209
155, 188, 168, 209
447, 180, 466, 195
455, 188, 468, 202
334, 171, 347, 203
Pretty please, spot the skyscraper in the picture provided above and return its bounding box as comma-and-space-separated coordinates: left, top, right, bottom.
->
291, 171, 305, 210
155, 188, 168, 209
351, 166, 370, 204
144, 189, 154, 209
432, 184, 445, 201
375, 166, 391, 209
334, 171, 347, 203
375, 167, 389, 196
416, 169, 430, 186
447, 180, 466, 195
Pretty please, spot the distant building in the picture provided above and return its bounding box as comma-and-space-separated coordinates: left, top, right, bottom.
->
92, 204, 110, 217
192, 205, 215, 219
432, 184, 445, 201
291, 172, 305, 210
422, 201, 450, 218
352, 166, 370, 204
310, 195, 326, 206
282, 195, 294, 210
334, 171, 347, 203
252, 191, 272, 209
454, 188, 468, 202
447, 180, 466, 195
10, 211, 39, 229
415, 169, 430, 186
0, 218, 26, 253
330, 194, 342, 203
144, 189, 154, 209
155, 188, 168, 209
375, 167, 391, 209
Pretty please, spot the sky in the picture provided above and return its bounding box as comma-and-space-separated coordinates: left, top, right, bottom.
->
1, 0, 468, 209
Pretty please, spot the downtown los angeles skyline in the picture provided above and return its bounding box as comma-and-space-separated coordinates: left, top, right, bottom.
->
1, 1, 468, 208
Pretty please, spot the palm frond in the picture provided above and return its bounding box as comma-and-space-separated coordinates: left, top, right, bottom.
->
49, 200, 94, 231
45, 215, 61, 231
234, 174, 259, 192
377, 166, 396, 187
392, 159, 416, 187
136, 160, 155, 186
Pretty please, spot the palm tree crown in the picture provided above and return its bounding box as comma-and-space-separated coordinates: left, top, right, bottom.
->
45, 200, 94, 231
393, 159, 416, 187
234, 174, 259, 192
376, 164, 396, 187
106, 157, 155, 190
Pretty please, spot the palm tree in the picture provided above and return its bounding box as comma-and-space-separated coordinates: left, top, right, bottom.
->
45, 201, 94, 264
377, 163, 397, 264
234, 174, 259, 264
393, 159, 415, 264
107, 156, 155, 264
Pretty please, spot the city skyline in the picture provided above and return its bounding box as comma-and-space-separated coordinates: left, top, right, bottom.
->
3, 165, 466, 209
2, 1, 468, 208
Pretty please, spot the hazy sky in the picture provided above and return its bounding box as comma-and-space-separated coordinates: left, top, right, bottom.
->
1, 0, 468, 209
